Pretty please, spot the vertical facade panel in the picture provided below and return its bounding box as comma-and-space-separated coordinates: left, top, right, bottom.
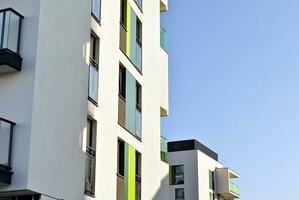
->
125, 71, 136, 134
126, 2, 131, 57
128, 145, 136, 200
130, 12, 137, 66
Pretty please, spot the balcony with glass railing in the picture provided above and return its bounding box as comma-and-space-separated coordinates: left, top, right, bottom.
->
216, 168, 240, 199
0, 118, 16, 186
229, 182, 240, 196
0, 8, 23, 74
160, 136, 168, 162
160, 26, 168, 52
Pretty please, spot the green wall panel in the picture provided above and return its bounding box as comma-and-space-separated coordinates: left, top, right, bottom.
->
126, 2, 131, 56
124, 144, 129, 200
124, 143, 136, 200
125, 71, 136, 134
128, 145, 136, 200
124, 1, 138, 67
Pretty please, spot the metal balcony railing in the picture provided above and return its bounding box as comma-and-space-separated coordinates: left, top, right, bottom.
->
0, 8, 23, 54
85, 146, 96, 196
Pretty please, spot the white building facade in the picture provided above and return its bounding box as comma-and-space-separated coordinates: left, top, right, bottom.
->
168, 140, 240, 200
0, 0, 169, 199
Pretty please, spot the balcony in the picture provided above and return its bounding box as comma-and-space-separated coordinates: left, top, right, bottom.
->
230, 182, 240, 197
160, 26, 168, 52
0, 8, 23, 74
0, 118, 16, 186
160, 136, 168, 162
216, 168, 240, 199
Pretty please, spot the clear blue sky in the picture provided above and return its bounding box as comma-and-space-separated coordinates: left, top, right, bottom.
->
161, 0, 299, 199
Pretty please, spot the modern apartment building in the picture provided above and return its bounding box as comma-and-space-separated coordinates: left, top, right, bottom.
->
168, 140, 240, 200
0, 0, 169, 199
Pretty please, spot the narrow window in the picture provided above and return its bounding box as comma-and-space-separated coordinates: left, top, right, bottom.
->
120, 0, 127, 27
119, 66, 126, 99
175, 188, 185, 200
85, 118, 97, 196
209, 170, 215, 190
136, 152, 141, 200
118, 140, 125, 176
209, 192, 215, 200
89, 34, 99, 105
136, 18, 142, 70
135, 82, 142, 139
91, 0, 101, 22
136, 19, 142, 45
136, 83, 142, 111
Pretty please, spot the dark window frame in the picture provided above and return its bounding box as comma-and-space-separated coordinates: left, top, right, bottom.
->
175, 188, 185, 200
171, 165, 184, 185
91, 0, 102, 24
119, 65, 126, 99
85, 118, 97, 197
88, 33, 100, 106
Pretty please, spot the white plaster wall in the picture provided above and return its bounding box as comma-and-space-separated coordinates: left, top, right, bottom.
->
0, 0, 41, 191
168, 150, 199, 200
27, 0, 91, 199
168, 150, 224, 200
87, 0, 170, 199
197, 151, 223, 200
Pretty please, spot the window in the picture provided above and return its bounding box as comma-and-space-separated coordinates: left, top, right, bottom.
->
209, 192, 215, 200
118, 140, 125, 176
119, 1, 142, 72
118, 65, 142, 139
136, 18, 142, 71
136, 152, 141, 200
117, 140, 141, 199
209, 170, 215, 190
85, 118, 97, 196
134, 0, 142, 10
119, 66, 126, 99
89, 34, 99, 105
175, 188, 185, 200
136, 19, 142, 45
91, 0, 101, 22
170, 165, 184, 185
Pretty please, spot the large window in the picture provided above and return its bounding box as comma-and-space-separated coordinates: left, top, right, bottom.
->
91, 0, 101, 22
119, 1, 143, 72
85, 118, 97, 196
175, 188, 185, 200
170, 165, 184, 185
89, 34, 99, 105
117, 140, 141, 200
118, 65, 142, 139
